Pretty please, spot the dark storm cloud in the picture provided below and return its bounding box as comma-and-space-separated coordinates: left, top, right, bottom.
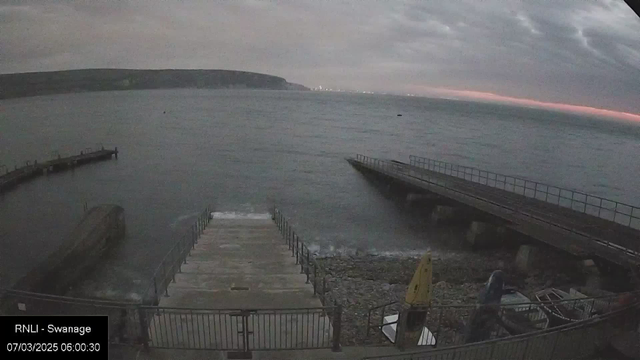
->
1, 0, 639, 113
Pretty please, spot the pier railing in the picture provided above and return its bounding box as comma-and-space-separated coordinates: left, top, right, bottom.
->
407, 155, 640, 230
271, 206, 342, 351
145, 206, 212, 306
353, 154, 640, 258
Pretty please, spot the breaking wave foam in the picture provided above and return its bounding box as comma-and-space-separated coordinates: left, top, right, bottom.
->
212, 212, 271, 219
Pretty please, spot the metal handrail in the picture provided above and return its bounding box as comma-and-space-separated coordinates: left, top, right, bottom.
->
144, 205, 212, 305
408, 154, 640, 230
270, 206, 342, 351
0, 287, 141, 306
140, 304, 339, 312
366, 300, 400, 337
270, 206, 332, 305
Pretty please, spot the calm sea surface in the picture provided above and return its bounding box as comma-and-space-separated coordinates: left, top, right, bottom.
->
1, 89, 639, 299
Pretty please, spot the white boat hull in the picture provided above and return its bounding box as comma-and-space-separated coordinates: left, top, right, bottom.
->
381, 314, 436, 346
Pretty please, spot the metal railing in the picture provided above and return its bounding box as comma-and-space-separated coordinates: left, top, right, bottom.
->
361, 298, 640, 360
365, 291, 639, 348
144, 206, 212, 305
408, 155, 640, 230
0, 288, 343, 351
0, 288, 145, 345
271, 206, 343, 351
142, 306, 339, 351
271, 206, 332, 306
353, 154, 640, 258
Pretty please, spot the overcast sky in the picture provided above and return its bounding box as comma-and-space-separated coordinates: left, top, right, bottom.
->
1, 0, 639, 116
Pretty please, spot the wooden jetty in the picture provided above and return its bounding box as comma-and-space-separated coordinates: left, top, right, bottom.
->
0, 147, 118, 193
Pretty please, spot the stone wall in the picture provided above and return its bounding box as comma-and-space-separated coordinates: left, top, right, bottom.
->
8, 205, 125, 296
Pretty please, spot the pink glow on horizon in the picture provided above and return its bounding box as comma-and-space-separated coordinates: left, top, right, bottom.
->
410, 86, 640, 123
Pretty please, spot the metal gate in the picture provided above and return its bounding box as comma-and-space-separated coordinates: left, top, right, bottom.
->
142, 306, 341, 351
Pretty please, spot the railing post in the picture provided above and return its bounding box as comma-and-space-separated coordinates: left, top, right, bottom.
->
571, 192, 575, 210
295, 236, 299, 264
598, 198, 603, 218
548, 330, 561, 360
153, 278, 159, 305
291, 232, 295, 257
305, 251, 310, 283
322, 276, 326, 303
521, 336, 531, 360
171, 250, 177, 283
488, 340, 497, 359
183, 239, 188, 264
332, 303, 342, 352
138, 307, 150, 350
313, 265, 317, 295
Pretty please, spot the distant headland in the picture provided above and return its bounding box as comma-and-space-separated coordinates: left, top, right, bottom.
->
0, 69, 309, 100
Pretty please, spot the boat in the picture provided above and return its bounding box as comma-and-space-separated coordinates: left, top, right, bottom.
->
499, 288, 549, 335
535, 288, 591, 325
569, 287, 619, 316
381, 314, 436, 346
378, 252, 437, 346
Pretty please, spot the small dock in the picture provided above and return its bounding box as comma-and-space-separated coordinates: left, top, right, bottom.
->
0, 148, 118, 193
147, 212, 333, 352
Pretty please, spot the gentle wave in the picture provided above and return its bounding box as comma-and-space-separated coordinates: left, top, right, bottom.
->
212, 211, 271, 219
169, 211, 201, 229
307, 244, 446, 258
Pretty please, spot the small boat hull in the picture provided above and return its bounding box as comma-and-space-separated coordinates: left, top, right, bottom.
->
381, 314, 436, 346
500, 291, 549, 335
535, 288, 589, 326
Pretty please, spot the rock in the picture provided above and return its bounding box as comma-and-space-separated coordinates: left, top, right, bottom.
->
315, 249, 584, 346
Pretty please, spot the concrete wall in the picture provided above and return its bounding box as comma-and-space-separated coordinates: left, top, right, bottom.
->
9, 204, 125, 295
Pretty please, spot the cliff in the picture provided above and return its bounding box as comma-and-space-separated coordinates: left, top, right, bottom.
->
0, 69, 309, 99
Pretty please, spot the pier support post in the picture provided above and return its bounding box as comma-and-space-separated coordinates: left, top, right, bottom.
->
581, 260, 603, 289
465, 221, 506, 249
405, 193, 442, 208
430, 205, 456, 224
515, 245, 538, 273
